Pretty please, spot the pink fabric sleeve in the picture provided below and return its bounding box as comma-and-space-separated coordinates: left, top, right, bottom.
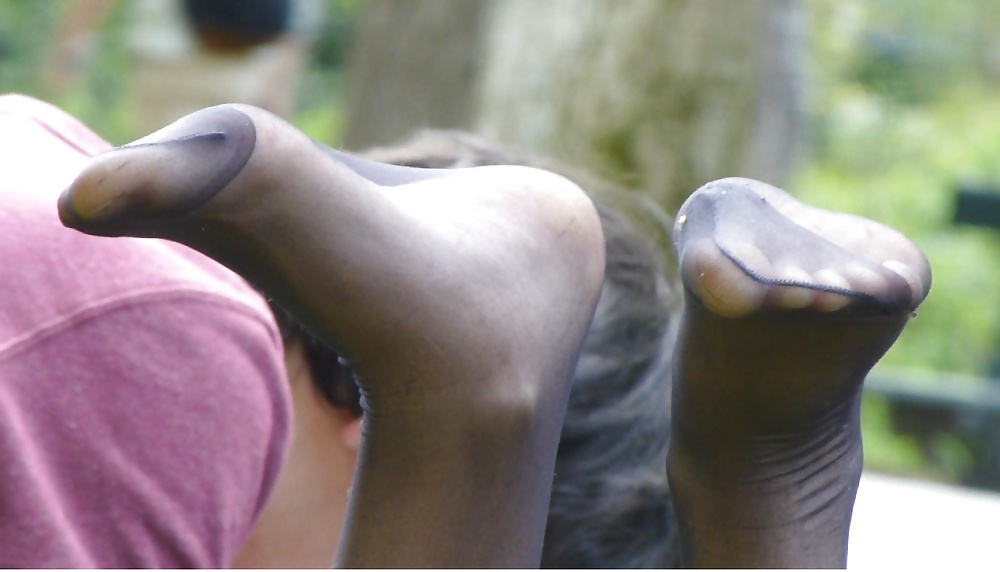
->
0, 93, 112, 156
0, 94, 292, 567
0, 297, 290, 568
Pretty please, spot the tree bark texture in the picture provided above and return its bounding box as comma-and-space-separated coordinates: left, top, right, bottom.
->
342, 0, 488, 150
343, 0, 804, 214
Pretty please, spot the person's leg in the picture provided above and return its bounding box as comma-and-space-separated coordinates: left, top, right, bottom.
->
59, 104, 932, 567
58, 105, 605, 568
669, 177, 931, 567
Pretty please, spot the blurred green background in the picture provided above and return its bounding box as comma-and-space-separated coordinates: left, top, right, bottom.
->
3, 0, 1000, 488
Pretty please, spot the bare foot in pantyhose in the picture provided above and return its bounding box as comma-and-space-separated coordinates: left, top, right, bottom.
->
669, 177, 931, 568
58, 105, 606, 568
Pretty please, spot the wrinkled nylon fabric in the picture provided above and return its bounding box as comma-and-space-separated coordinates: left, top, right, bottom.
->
674, 179, 913, 314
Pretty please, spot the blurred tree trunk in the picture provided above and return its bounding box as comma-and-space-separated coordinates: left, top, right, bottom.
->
342, 0, 487, 150
343, 0, 804, 213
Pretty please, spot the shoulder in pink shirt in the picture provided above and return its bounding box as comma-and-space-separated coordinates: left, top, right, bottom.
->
0, 94, 291, 567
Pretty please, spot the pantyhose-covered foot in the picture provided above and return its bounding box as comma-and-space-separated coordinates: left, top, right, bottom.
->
59, 105, 606, 567
669, 178, 931, 568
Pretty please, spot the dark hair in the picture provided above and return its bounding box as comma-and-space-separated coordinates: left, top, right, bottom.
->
275, 130, 681, 567
182, 0, 291, 51
267, 303, 363, 416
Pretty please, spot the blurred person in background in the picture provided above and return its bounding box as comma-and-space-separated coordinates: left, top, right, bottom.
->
44, 0, 324, 136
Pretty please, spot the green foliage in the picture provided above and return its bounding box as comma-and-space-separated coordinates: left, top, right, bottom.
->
860, 396, 929, 477
804, 1, 1000, 377
310, 0, 363, 70
0, 0, 60, 93
806, 0, 1000, 481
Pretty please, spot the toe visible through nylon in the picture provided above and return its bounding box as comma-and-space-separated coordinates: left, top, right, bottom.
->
60, 106, 256, 229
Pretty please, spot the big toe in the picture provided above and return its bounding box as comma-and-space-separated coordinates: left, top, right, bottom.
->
59, 105, 259, 237
675, 178, 931, 318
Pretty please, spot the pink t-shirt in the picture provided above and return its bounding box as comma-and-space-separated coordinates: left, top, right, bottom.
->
0, 94, 292, 567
